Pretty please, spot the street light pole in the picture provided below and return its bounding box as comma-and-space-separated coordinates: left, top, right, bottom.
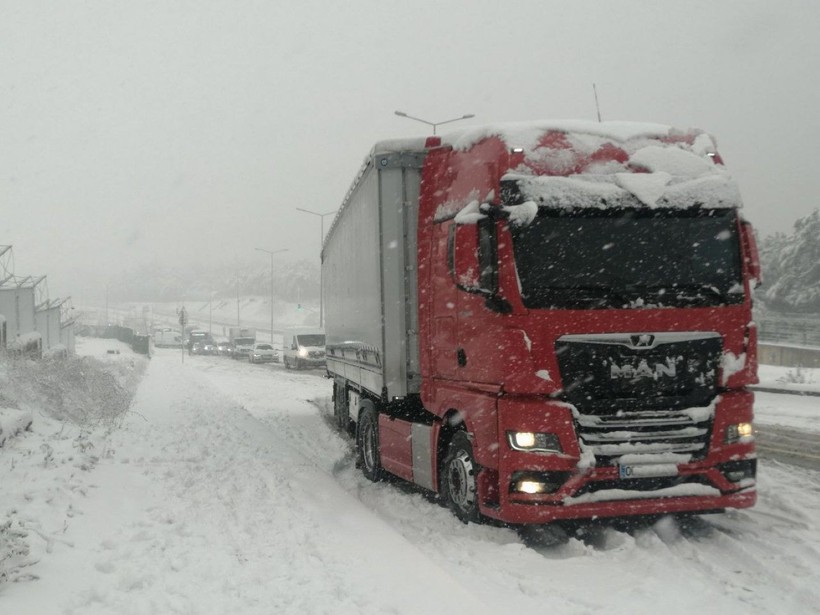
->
295, 208, 336, 328
255, 247, 289, 343
394, 110, 475, 135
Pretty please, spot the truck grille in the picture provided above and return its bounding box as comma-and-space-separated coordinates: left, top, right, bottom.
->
575, 407, 713, 465
556, 332, 722, 413
556, 332, 721, 466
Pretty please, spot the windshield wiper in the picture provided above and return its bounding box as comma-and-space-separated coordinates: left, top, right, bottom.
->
668, 283, 727, 301
541, 285, 635, 308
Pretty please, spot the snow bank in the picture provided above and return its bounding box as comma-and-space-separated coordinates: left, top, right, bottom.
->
758, 363, 820, 395
0, 342, 148, 584
0, 407, 32, 447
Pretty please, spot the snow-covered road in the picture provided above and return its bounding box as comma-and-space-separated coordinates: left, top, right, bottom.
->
4, 344, 820, 614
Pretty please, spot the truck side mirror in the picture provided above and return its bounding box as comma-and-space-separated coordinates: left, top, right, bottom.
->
740, 219, 762, 288
448, 220, 512, 313
449, 223, 482, 292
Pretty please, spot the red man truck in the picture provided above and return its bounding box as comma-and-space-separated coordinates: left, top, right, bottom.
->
323, 120, 760, 526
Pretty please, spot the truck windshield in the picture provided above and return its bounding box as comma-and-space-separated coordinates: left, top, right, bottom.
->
509, 207, 744, 309
297, 334, 325, 347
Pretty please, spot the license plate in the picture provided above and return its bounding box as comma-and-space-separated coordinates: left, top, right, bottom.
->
619, 464, 636, 479
618, 463, 678, 479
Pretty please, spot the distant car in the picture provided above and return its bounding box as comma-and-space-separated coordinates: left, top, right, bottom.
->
249, 343, 279, 363
191, 340, 218, 356
217, 341, 234, 357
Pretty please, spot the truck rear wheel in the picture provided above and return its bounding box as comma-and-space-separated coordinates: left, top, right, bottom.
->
333, 382, 349, 432
357, 403, 385, 482
441, 431, 482, 524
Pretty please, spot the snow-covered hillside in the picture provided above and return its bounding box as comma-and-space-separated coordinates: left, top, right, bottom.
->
2, 342, 820, 614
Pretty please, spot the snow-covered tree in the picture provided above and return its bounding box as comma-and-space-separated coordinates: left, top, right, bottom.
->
762, 209, 820, 312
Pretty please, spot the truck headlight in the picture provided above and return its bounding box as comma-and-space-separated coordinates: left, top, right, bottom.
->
507, 431, 562, 453
298, 347, 308, 358
725, 422, 754, 444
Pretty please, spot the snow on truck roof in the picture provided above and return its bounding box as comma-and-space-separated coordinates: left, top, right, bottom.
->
397, 120, 736, 211
372, 120, 716, 156
328, 120, 737, 247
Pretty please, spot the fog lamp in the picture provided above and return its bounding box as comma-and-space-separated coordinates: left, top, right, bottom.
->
517, 480, 546, 494
510, 471, 569, 495
719, 459, 757, 483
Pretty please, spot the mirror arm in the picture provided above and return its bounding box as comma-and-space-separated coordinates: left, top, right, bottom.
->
484, 293, 512, 314
479, 202, 510, 220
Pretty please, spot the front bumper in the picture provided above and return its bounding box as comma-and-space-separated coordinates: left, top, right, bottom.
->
297, 357, 326, 366
480, 391, 756, 524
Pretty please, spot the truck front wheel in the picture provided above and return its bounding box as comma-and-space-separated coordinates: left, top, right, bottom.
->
357, 404, 385, 482
441, 431, 482, 524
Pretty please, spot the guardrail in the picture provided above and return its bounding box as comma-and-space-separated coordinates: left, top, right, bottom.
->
757, 315, 820, 347
759, 342, 820, 368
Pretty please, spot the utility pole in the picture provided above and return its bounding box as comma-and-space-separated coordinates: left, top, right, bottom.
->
593, 83, 602, 122
255, 247, 289, 343
295, 208, 337, 327
394, 110, 475, 135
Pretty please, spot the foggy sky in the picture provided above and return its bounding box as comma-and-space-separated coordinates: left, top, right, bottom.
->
2, 0, 818, 301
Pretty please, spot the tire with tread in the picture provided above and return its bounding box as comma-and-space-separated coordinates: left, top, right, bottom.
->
441, 431, 482, 524
333, 383, 349, 431
357, 403, 385, 482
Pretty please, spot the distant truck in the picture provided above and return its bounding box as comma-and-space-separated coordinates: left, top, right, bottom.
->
282, 327, 325, 369
229, 327, 256, 359
186, 329, 215, 352
323, 120, 760, 527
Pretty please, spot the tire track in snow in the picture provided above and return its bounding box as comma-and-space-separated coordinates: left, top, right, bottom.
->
118, 351, 820, 615
86, 351, 500, 615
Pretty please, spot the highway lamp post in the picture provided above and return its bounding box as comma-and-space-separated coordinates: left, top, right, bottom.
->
295, 208, 336, 328
208, 291, 213, 335
255, 247, 289, 343
394, 110, 475, 135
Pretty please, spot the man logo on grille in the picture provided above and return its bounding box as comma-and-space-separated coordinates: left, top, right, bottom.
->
631, 334, 654, 348
611, 357, 677, 380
